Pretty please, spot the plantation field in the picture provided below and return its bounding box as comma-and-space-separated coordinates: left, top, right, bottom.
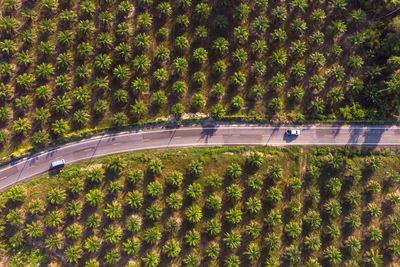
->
0, 0, 400, 155
0, 146, 400, 266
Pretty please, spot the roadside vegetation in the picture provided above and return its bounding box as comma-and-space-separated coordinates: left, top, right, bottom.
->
1, 0, 400, 155
0, 146, 400, 266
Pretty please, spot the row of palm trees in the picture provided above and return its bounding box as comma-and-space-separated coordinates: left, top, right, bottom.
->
0, 0, 370, 151
3, 148, 400, 266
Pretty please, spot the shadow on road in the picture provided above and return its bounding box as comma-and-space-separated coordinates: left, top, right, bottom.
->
198, 124, 219, 144
347, 125, 389, 147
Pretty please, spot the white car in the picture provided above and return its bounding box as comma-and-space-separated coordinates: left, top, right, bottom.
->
286, 130, 300, 136
50, 159, 65, 170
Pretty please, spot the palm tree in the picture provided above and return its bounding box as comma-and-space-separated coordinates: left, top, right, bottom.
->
66, 200, 82, 217
45, 211, 64, 228
52, 119, 69, 136
122, 237, 139, 256
87, 215, 99, 229
104, 250, 119, 264
213, 61, 226, 76
38, 41, 55, 58
285, 221, 301, 239
310, 97, 326, 116
35, 85, 51, 101
25, 221, 43, 238
389, 239, 400, 257
154, 45, 169, 62
212, 83, 225, 97
0, 16, 19, 35
324, 199, 342, 218
266, 186, 283, 203
311, 9, 326, 23
77, 42, 93, 59
0, 39, 17, 56
112, 112, 128, 127
32, 131, 49, 147
73, 110, 89, 126
311, 32, 325, 47
165, 171, 182, 187
186, 205, 202, 223
137, 13, 153, 28
13, 117, 31, 135
163, 240, 180, 258
6, 209, 22, 225
77, 20, 94, 39
85, 189, 102, 206
225, 184, 242, 202
107, 157, 124, 174
94, 54, 112, 72
135, 33, 151, 50
113, 89, 128, 105
245, 243, 260, 263
113, 65, 129, 82
131, 78, 147, 94
118, 0, 132, 15
115, 22, 130, 38
213, 37, 229, 55
65, 224, 82, 240
16, 73, 35, 90
330, 20, 347, 36
207, 219, 222, 236
104, 225, 122, 244
185, 229, 200, 247
28, 198, 44, 215
94, 33, 113, 49
126, 218, 140, 233
211, 104, 225, 120
84, 237, 100, 253
345, 236, 361, 255
206, 194, 222, 211
285, 245, 301, 264
186, 182, 202, 199
99, 11, 112, 26
55, 74, 72, 91
17, 50, 33, 67
304, 210, 322, 230
365, 248, 383, 267
144, 227, 161, 244
230, 96, 244, 111
225, 206, 242, 225
265, 232, 280, 251
45, 234, 62, 251
153, 68, 168, 83
142, 252, 159, 267
368, 226, 383, 242
212, 37, 229, 55
325, 246, 342, 265
305, 234, 321, 252
51, 96, 71, 115
58, 31, 74, 47
65, 245, 83, 264
15, 96, 30, 113
146, 204, 162, 221
166, 193, 182, 209
0, 131, 7, 144
147, 181, 162, 197
243, 197, 261, 215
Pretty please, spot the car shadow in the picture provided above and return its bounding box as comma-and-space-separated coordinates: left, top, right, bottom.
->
283, 134, 299, 143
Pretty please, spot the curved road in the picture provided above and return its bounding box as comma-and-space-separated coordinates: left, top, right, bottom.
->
0, 124, 400, 190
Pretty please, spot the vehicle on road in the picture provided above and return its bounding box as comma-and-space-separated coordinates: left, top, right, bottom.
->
286, 129, 300, 136
50, 159, 65, 170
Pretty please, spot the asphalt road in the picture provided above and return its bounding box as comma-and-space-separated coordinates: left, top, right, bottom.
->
1, 124, 400, 191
